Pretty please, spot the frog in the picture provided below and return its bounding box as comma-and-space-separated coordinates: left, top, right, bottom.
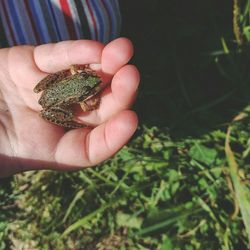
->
33, 65, 102, 129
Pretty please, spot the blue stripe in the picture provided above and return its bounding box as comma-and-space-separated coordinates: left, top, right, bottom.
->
112, 0, 121, 35
28, 0, 46, 44
102, 0, 117, 40
89, 0, 104, 42
46, 0, 62, 41
7, 0, 26, 44
98, 0, 110, 43
0, 1, 14, 46
50, 1, 70, 40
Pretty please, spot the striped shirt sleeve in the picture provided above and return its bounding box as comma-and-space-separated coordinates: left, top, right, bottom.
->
0, 0, 121, 47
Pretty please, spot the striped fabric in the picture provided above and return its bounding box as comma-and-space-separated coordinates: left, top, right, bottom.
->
0, 0, 121, 47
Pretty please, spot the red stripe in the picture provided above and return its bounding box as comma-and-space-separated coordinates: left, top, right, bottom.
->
86, 0, 98, 40
1, 0, 17, 45
24, 0, 41, 44
59, 0, 77, 39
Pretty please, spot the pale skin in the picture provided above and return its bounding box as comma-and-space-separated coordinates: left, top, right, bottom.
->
0, 38, 140, 177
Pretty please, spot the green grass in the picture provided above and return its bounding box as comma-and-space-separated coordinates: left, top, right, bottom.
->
1, 0, 250, 249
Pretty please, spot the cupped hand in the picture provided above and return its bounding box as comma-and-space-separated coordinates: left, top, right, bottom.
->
0, 38, 139, 177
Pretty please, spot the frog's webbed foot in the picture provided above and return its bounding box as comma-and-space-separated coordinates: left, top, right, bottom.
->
80, 95, 101, 112
40, 106, 85, 129
34, 69, 70, 93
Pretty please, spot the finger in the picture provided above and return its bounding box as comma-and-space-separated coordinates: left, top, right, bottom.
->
77, 64, 140, 125
33, 40, 104, 73
54, 110, 138, 168
101, 37, 134, 76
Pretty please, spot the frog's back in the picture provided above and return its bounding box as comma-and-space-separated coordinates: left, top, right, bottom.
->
39, 73, 99, 108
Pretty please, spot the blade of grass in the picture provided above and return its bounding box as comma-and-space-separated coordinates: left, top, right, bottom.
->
78, 171, 93, 185
109, 170, 130, 197
220, 37, 230, 54
136, 207, 201, 236
242, 0, 250, 19
191, 159, 216, 182
233, 0, 243, 45
61, 203, 109, 238
87, 168, 114, 185
197, 197, 230, 249
225, 111, 250, 244
62, 189, 85, 223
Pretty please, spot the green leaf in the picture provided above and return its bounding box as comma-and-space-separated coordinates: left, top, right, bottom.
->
116, 212, 143, 229
188, 143, 217, 165
160, 237, 175, 250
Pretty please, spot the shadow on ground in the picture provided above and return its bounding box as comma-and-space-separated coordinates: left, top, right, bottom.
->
120, 0, 250, 139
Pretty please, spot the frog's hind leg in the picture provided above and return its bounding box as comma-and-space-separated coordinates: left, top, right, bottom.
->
34, 69, 70, 93
57, 120, 85, 129
40, 106, 85, 129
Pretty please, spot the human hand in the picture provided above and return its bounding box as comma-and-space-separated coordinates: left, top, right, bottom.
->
0, 38, 139, 177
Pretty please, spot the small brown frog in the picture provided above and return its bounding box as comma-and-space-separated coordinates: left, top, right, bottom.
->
33, 65, 102, 128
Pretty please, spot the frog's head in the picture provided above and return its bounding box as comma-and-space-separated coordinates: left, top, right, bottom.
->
84, 74, 102, 89
77, 73, 102, 100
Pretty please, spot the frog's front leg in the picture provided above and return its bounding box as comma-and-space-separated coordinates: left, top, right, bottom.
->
70, 64, 97, 76
80, 95, 101, 112
40, 106, 85, 129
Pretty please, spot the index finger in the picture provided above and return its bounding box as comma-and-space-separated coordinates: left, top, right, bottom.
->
33, 40, 104, 73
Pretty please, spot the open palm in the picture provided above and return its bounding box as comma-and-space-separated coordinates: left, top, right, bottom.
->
0, 38, 139, 177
